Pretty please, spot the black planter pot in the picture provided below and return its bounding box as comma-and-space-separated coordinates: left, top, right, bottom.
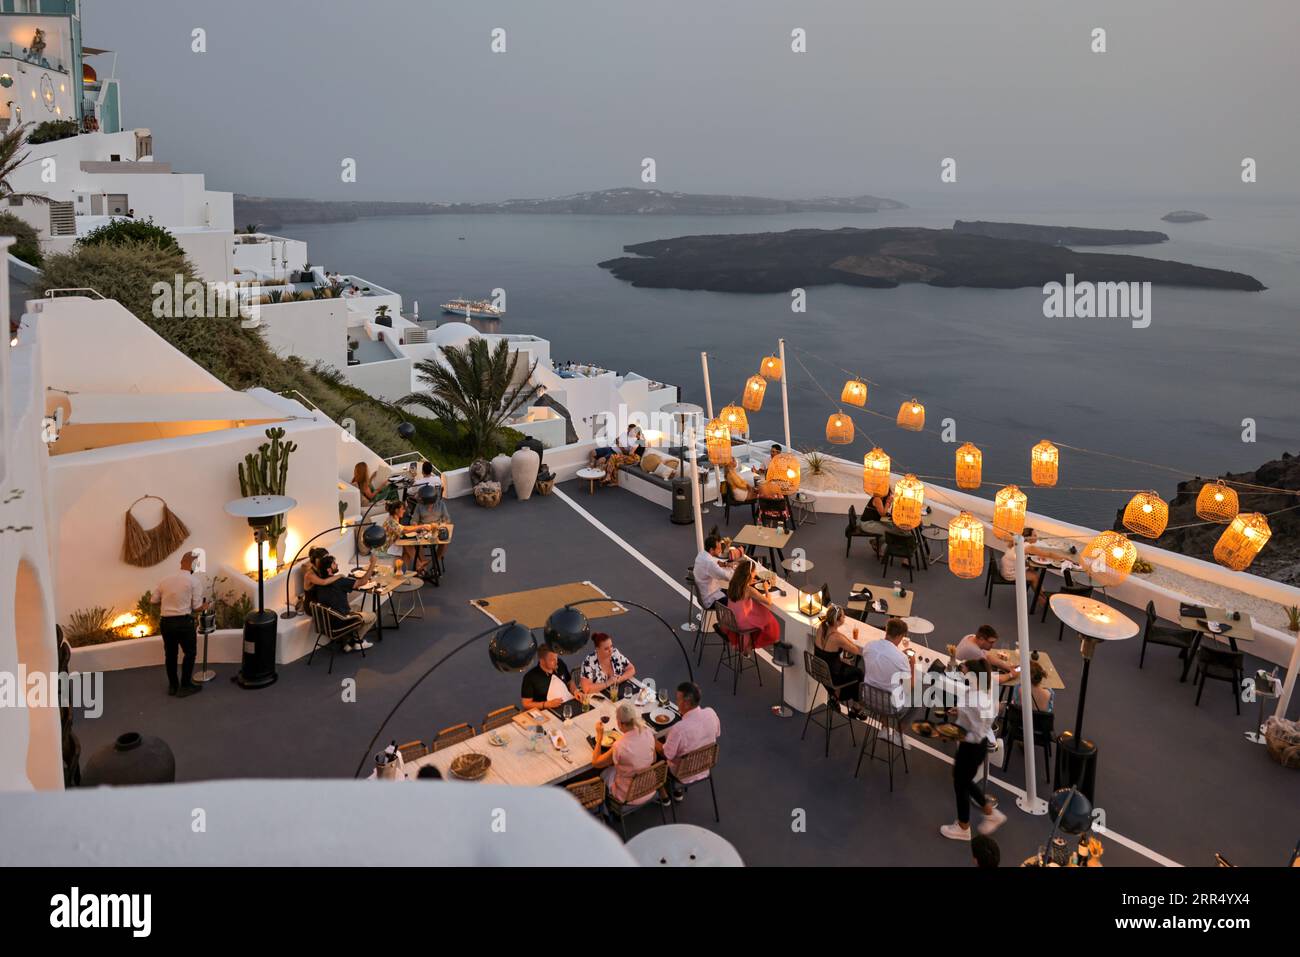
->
81, 732, 175, 786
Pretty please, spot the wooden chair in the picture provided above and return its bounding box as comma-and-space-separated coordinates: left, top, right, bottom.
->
605, 760, 672, 841
397, 739, 428, 763
307, 602, 366, 674
670, 741, 721, 822
855, 684, 909, 792
712, 603, 764, 695
880, 531, 921, 583
1000, 706, 1053, 785
1192, 647, 1244, 714
801, 651, 858, 758
565, 776, 606, 814
430, 722, 476, 751
481, 705, 518, 732
1138, 600, 1198, 675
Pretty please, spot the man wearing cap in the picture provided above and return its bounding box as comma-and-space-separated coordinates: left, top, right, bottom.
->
155, 551, 210, 697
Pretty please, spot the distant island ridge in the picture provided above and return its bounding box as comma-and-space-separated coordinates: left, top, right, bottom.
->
234, 188, 906, 230
953, 220, 1169, 245
597, 225, 1266, 292
1162, 210, 1210, 223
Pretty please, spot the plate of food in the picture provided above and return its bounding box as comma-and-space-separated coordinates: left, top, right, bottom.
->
449, 752, 491, 781
937, 723, 962, 740
911, 721, 937, 738
649, 707, 675, 727
486, 731, 508, 748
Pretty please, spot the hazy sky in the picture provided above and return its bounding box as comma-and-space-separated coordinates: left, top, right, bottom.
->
85, 0, 1299, 203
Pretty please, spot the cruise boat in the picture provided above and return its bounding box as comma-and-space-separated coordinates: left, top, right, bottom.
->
440, 297, 504, 320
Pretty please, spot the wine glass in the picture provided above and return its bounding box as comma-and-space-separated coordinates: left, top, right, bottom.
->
658, 686, 669, 708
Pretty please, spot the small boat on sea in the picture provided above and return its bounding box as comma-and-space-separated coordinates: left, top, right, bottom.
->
440, 297, 503, 320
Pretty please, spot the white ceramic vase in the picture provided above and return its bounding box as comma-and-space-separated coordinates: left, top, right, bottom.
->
511, 448, 541, 501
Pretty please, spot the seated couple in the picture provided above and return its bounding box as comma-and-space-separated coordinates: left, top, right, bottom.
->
519, 634, 639, 712
811, 607, 917, 721
693, 535, 781, 650
588, 425, 646, 486
382, 499, 450, 574
304, 549, 377, 653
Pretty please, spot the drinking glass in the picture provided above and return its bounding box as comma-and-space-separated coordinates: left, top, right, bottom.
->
609, 682, 620, 703
658, 687, 669, 708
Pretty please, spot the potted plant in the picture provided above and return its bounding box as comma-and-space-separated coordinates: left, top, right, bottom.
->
236, 427, 297, 565
804, 449, 828, 477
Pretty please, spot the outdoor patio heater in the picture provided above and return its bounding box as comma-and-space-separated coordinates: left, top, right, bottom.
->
225, 494, 297, 689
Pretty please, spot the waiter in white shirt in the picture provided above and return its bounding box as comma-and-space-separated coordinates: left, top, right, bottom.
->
155, 551, 210, 697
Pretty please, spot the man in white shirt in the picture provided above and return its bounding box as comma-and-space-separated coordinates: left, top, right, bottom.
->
861, 617, 916, 722
997, 527, 1046, 598
155, 551, 210, 697
692, 534, 733, 608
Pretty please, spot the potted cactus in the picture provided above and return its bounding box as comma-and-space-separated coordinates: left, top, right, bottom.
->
237, 427, 297, 565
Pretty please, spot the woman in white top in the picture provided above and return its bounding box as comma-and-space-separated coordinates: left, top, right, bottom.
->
941, 658, 1006, 841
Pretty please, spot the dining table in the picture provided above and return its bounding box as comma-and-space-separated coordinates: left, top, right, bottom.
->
733, 523, 792, 570
846, 581, 915, 621
355, 570, 418, 642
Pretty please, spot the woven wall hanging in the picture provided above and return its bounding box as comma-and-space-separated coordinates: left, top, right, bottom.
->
121, 494, 191, 567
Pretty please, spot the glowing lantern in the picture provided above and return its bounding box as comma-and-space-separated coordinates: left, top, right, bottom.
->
891, 474, 925, 529
704, 418, 733, 466
896, 398, 925, 432
947, 511, 985, 580
826, 411, 854, 445
1031, 440, 1059, 487
993, 485, 1028, 540
798, 586, 824, 617
954, 442, 982, 490
1195, 479, 1238, 523
766, 451, 801, 494
760, 355, 783, 379
1080, 531, 1137, 586
862, 447, 890, 496
841, 379, 868, 407
1122, 491, 1169, 538
720, 404, 748, 435
742, 375, 767, 412
1213, 513, 1271, 572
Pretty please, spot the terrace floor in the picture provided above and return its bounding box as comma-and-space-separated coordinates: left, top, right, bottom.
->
78, 481, 1299, 867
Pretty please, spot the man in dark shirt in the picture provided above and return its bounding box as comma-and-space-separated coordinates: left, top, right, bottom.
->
313, 554, 377, 652
520, 643, 576, 711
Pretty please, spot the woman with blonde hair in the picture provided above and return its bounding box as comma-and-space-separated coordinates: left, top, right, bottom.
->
591, 701, 657, 805
812, 603, 865, 704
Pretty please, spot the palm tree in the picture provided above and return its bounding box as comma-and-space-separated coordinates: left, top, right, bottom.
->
0, 125, 51, 205
398, 338, 542, 459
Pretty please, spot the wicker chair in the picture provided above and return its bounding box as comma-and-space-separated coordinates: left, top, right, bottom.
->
712, 603, 764, 695
397, 739, 428, 763
481, 705, 518, 731
801, 651, 858, 758
669, 741, 721, 822
605, 760, 672, 841
855, 684, 909, 792
307, 602, 366, 674
431, 722, 476, 751
565, 776, 607, 814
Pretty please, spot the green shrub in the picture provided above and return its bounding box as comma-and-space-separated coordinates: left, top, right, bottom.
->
77, 217, 182, 254
0, 210, 42, 267
26, 118, 79, 145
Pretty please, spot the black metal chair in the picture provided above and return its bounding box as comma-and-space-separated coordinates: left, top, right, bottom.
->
845, 504, 883, 558
1192, 646, 1244, 714
880, 531, 922, 582
1000, 704, 1054, 785
685, 571, 724, 667
855, 684, 910, 791
1138, 600, 1198, 676
1032, 566, 1078, 621
983, 547, 1019, 608
757, 494, 792, 530
1049, 582, 1094, 640
307, 602, 366, 674
712, 603, 764, 695
720, 481, 755, 526
801, 651, 858, 757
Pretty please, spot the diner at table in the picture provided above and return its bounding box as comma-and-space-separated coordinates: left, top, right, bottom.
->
812, 604, 866, 708
592, 701, 659, 806
579, 631, 638, 696
309, 552, 377, 652
382, 499, 437, 575
692, 533, 735, 608
721, 559, 782, 649
519, 643, 579, 711
657, 681, 721, 802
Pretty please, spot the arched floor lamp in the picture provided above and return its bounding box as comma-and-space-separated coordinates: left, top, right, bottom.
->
547, 598, 695, 685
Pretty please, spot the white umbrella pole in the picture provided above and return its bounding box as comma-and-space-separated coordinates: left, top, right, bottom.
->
688, 426, 705, 553
700, 352, 714, 419
1273, 632, 1300, 721
1014, 534, 1048, 814
778, 338, 791, 448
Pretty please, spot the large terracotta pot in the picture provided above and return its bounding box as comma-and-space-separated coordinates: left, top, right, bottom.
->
511, 448, 541, 501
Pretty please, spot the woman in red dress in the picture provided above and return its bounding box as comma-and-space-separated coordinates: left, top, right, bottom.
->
722, 559, 782, 650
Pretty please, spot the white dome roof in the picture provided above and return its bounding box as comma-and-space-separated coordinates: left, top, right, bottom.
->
428, 322, 482, 349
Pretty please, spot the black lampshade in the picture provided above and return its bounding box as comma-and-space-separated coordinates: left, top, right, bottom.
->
397, 422, 416, 440
488, 623, 538, 672
544, 606, 590, 655
418, 484, 439, 503
361, 524, 388, 549
1048, 787, 1094, 835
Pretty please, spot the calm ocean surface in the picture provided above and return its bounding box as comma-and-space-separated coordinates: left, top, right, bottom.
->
287, 195, 1300, 526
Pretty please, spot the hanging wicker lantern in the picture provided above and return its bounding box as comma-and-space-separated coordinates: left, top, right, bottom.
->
1080, 530, 1137, 586
1213, 513, 1271, 572
760, 355, 783, 379
896, 398, 925, 432
947, 511, 985, 580
1195, 479, 1238, 523
766, 451, 801, 494
891, 474, 925, 529
720, 404, 748, 435
954, 442, 982, 490
826, 411, 854, 445
1122, 491, 1169, 538
741, 375, 766, 412
841, 379, 868, 407
704, 418, 733, 466
862, 447, 891, 496
1031, 440, 1059, 487
993, 484, 1028, 540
